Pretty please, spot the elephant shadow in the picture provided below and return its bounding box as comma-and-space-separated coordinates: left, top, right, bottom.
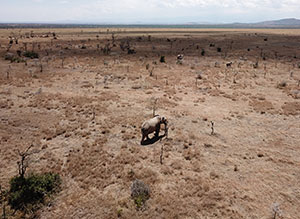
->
140, 134, 166, 146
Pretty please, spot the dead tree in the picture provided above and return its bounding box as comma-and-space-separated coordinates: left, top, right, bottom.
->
40, 62, 43, 73
195, 72, 202, 87
17, 145, 33, 179
102, 43, 112, 55
152, 98, 158, 117
233, 72, 238, 84
211, 121, 214, 135
6, 65, 11, 80
111, 33, 116, 46
253, 61, 259, 69
160, 145, 164, 165
149, 67, 154, 77
61, 57, 65, 68
23, 42, 27, 51
32, 42, 36, 52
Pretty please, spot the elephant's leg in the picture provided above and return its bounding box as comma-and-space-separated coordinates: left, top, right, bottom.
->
155, 124, 160, 137
141, 134, 145, 143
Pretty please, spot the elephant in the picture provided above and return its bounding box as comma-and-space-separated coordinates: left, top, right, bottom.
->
141, 115, 168, 143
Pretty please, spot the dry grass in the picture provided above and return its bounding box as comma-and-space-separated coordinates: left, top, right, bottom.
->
0, 28, 299, 218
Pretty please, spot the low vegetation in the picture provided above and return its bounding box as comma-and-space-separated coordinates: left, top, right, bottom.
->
8, 173, 61, 213
131, 180, 150, 210
23, 51, 39, 59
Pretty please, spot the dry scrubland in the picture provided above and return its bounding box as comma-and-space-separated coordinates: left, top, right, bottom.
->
0, 28, 300, 218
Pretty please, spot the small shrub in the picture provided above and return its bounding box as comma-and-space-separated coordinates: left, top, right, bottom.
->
146, 63, 150, 70
128, 48, 136, 54
160, 56, 165, 63
4, 53, 24, 63
17, 50, 22, 57
117, 208, 123, 217
11, 57, 24, 63
131, 179, 150, 210
277, 81, 287, 89
253, 61, 259, 69
201, 49, 205, 56
8, 173, 61, 213
4, 53, 15, 61
23, 51, 39, 59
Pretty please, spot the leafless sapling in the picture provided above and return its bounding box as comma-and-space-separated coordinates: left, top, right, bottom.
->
152, 98, 158, 117
17, 145, 33, 179
111, 33, 116, 45
233, 71, 238, 84
195, 72, 202, 87
253, 61, 259, 69
39, 62, 43, 73
61, 56, 65, 68
149, 67, 154, 77
160, 145, 164, 165
32, 42, 36, 52
211, 121, 214, 135
271, 203, 282, 219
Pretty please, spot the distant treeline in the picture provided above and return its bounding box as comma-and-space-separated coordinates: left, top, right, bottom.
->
1, 23, 300, 29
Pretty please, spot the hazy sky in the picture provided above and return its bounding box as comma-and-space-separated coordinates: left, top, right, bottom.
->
0, 0, 299, 23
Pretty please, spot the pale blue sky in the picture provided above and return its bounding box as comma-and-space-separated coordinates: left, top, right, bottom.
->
0, 0, 299, 24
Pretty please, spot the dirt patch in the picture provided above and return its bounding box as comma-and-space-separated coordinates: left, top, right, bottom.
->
281, 101, 300, 115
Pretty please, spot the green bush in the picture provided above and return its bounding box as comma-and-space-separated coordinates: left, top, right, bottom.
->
23, 51, 39, 59
131, 179, 150, 210
8, 173, 61, 212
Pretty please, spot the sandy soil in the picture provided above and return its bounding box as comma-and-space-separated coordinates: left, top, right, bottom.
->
0, 28, 300, 218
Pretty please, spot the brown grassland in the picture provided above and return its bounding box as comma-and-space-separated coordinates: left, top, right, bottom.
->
0, 28, 300, 218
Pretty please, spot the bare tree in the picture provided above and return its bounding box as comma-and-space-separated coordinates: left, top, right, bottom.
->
211, 121, 215, 135
152, 98, 158, 117
160, 145, 164, 164
17, 145, 33, 179
149, 67, 154, 77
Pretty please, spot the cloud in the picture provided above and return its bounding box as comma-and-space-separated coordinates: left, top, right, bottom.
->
1, 0, 300, 23
59, 0, 70, 4
32, 0, 45, 3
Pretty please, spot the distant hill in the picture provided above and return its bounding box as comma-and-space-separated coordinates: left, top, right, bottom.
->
1, 18, 300, 29
253, 18, 300, 26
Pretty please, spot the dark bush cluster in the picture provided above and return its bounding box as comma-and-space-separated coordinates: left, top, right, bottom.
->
23, 51, 39, 59
4, 53, 24, 63
8, 173, 61, 212
201, 49, 205, 56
